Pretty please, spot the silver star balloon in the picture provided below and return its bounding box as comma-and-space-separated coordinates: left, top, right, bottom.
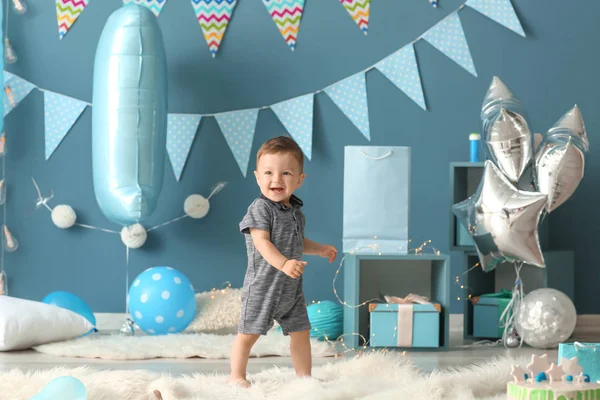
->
452, 161, 547, 272
481, 76, 528, 137
535, 138, 584, 213
486, 108, 533, 183
546, 105, 589, 152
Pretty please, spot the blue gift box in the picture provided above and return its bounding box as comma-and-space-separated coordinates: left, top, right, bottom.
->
472, 293, 511, 339
369, 303, 441, 348
559, 343, 600, 382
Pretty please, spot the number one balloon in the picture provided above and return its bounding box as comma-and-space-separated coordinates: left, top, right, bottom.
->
92, 4, 168, 227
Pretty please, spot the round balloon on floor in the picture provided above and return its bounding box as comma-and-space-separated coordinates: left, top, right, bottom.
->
42, 291, 96, 327
128, 267, 196, 335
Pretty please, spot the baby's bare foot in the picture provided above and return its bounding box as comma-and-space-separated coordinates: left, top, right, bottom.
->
227, 376, 251, 388
153, 390, 163, 399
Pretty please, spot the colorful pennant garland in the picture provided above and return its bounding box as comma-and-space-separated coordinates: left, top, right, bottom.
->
325, 73, 371, 141
44, 92, 88, 160
122, 0, 167, 17
422, 12, 477, 77
271, 94, 314, 160
215, 109, 259, 177
56, 0, 90, 40
340, 0, 370, 35
262, 0, 305, 51
3, 72, 35, 117
166, 114, 202, 181
465, 0, 525, 37
191, 0, 237, 57
375, 44, 426, 110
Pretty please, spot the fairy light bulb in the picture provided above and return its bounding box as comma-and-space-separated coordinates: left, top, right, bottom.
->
0, 133, 7, 157
4, 38, 17, 64
12, 0, 27, 14
4, 85, 16, 107
0, 270, 6, 295
0, 180, 6, 206
3, 225, 18, 252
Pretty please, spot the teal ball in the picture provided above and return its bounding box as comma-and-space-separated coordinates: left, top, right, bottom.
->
278, 300, 343, 340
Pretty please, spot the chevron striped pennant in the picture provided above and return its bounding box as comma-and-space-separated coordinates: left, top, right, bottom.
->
123, 0, 167, 17
262, 0, 305, 51
191, 0, 237, 57
56, 0, 89, 40
340, 0, 370, 35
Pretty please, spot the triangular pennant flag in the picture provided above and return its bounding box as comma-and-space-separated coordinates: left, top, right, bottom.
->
215, 109, 259, 177
44, 92, 88, 160
324, 73, 370, 141
375, 44, 426, 110
271, 94, 314, 160
56, 0, 90, 40
167, 114, 202, 181
123, 0, 167, 17
466, 0, 525, 37
340, 0, 370, 35
3, 72, 36, 117
191, 0, 238, 57
422, 12, 477, 77
262, 0, 305, 50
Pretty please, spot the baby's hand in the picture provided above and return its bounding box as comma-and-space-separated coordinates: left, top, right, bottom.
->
282, 259, 307, 279
319, 245, 338, 263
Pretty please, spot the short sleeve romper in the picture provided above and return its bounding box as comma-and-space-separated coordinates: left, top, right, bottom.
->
238, 194, 311, 336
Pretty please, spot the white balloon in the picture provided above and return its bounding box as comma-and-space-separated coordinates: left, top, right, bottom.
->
51, 205, 77, 229
120, 223, 147, 249
184, 194, 210, 219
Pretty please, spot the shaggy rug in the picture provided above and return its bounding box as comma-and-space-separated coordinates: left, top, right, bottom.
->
1, 352, 526, 400
33, 331, 336, 360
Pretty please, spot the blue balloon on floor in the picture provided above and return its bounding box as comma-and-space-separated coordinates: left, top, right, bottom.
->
31, 376, 87, 400
42, 291, 96, 326
128, 266, 196, 335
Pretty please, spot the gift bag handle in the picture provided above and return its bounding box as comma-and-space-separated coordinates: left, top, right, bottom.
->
574, 341, 600, 352
359, 150, 393, 160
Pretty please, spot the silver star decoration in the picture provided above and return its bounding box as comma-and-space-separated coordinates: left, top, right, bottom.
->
452, 160, 547, 272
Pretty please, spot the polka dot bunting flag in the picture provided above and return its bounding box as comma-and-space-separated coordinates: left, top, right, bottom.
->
465, 0, 525, 37
44, 91, 88, 160
422, 12, 477, 77
271, 93, 314, 160
166, 114, 202, 181
324, 72, 371, 141
215, 109, 259, 177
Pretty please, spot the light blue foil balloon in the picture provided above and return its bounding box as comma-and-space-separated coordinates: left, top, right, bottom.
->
31, 376, 87, 400
92, 5, 168, 226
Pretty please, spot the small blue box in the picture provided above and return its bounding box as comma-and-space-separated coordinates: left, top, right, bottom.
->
472, 296, 509, 339
558, 343, 600, 382
369, 303, 441, 348
456, 223, 474, 247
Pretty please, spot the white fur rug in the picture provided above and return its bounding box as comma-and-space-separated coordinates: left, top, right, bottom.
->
33, 332, 335, 360
1, 352, 527, 400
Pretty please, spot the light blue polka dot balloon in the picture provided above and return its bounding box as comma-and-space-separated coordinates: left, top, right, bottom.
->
128, 266, 196, 335
31, 376, 86, 400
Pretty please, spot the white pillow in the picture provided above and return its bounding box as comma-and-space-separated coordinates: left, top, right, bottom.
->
184, 288, 243, 335
0, 296, 94, 351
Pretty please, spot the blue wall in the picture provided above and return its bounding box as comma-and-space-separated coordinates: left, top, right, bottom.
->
3, 0, 598, 313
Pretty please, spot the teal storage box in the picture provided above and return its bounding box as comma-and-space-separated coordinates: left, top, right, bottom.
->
369, 303, 441, 348
456, 223, 474, 246
472, 292, 512, 339
558, 343, 600, 382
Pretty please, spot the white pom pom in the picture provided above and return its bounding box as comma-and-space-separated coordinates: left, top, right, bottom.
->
120, 223, 147, 249
184, 194, 210, 219
51, 205, 77, 229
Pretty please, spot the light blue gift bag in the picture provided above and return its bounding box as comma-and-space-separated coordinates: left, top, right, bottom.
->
343, 146, 410, 254
558, 342, 600, 382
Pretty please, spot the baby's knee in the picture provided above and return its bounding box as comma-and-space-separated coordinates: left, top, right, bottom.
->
237, 333, 260, 345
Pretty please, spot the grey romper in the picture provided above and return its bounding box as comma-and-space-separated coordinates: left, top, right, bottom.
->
238, 194, 311, 336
